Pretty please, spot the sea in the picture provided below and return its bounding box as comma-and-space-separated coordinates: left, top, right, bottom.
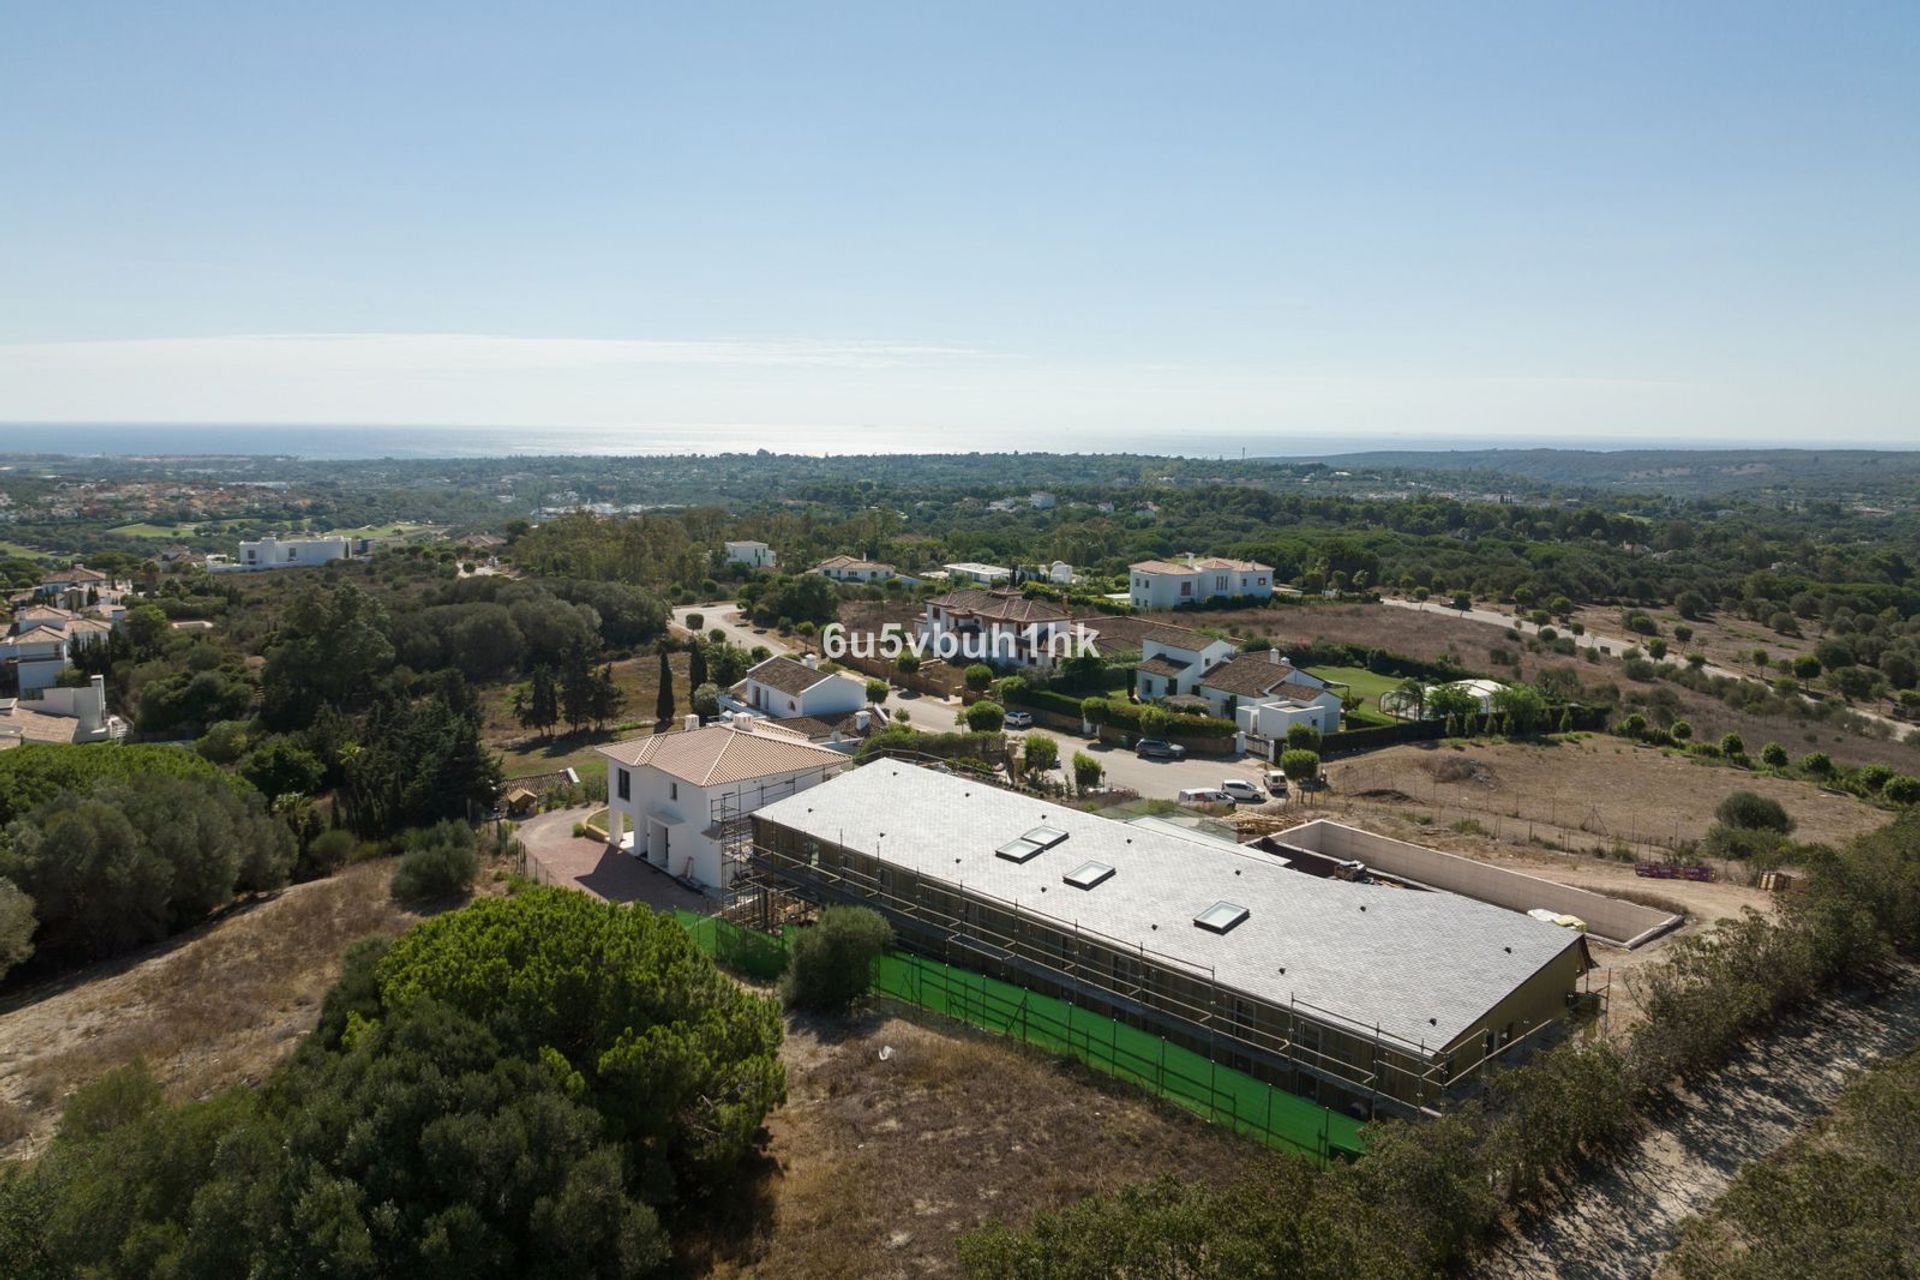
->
0, 422, 1776, 462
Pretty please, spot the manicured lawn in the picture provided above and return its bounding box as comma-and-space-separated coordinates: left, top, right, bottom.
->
1303, 664, 1406, 726
108, 521, 200, 538
321, 522, 440, 540
0, 539, 49, 559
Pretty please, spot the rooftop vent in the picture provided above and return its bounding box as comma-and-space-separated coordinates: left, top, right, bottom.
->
1194, 901, 1250, 934
1063, 861, 1115, 891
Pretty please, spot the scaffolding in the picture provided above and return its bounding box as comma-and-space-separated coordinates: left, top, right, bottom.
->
746, 809, 1585, 1118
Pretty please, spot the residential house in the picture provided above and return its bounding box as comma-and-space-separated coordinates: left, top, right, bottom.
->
1028, 491, 1057, 510
599, 718, 848, 890
1047, 561, 1077, 585
1128, 554, 1274, 610
3, 609, 111, 694
942, 561, 1012, 585
1197, 650, 1342, 741
724, 540, 777, 570
0, 674, 124, 747
737, 654, 869, 721
37, 565, 109, 598
208, 536, 351, 573
919, 589, 1092, 670
1132, 624, 1239, 701
813, 555, 896, 584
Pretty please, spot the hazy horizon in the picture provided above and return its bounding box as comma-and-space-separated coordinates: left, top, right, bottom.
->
4, 4, 1916, 445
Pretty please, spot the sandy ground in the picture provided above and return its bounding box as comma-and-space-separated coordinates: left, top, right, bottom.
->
1474, 963, 1920, 1280
0, 861, 416, 1161
688, 1009, 1255, 1280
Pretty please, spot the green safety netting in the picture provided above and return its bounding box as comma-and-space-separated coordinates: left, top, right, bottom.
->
673, 910, 1366, 1163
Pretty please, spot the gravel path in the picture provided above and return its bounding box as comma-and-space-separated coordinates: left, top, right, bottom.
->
1473, 963, 1920, 1280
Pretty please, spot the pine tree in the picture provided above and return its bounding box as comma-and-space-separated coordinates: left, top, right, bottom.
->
688, 639, 709, 692
590, 664, 627, 730
560, 645, 595, 733
655, 647, 676, 726
516, 666, 561, 739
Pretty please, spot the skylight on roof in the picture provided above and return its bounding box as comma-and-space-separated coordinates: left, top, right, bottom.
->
1194, 901, 1250, 934
1063, 861, 1115, 890
1023, 825, 1068, 849
995, 837, 1044, 863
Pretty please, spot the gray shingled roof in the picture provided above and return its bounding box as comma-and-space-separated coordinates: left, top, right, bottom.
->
754, 763, 1583, 1052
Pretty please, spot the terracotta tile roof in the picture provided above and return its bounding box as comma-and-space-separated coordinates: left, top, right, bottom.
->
1137, 654, 1191, 679
815, 555, 893, 572
746, 655, 834, 696
1198, 653, 1321, 699
42, 567, 107, 583
1130, 555, 1273, 575
927, 590, 1069, 623
599, 722, 847, 786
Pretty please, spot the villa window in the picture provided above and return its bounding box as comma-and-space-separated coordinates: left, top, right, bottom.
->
616, 769, 631, 801
670, 782, 679, 801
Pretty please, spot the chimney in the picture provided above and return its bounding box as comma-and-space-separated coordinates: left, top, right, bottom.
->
1268, 648, 1281, 665
735, 715, 755, 734
802, 652, 818, 670
855, 708, 871, 732
682, 713, 700, 732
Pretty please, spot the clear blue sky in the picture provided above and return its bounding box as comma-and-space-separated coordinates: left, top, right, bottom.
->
2, 2, 1915, 449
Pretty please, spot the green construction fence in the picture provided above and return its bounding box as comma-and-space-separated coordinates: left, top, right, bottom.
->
671, 910, 1366, 1164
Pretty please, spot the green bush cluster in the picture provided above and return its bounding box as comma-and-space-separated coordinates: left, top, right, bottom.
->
1081, 697, 1237, 740
0, 888, 784, 1278
389, 820, 480, 903
782, 906, 892, 1014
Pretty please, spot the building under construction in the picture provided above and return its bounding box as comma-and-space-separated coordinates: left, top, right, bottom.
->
745, 761, 1592, 1116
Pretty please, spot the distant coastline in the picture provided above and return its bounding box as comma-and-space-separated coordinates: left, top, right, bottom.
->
2, 422, 1914, 462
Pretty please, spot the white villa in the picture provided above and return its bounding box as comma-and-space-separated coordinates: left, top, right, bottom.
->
0, 675, 124, 747
941, 561, 1013, 585
724, 540, 777, 570
919, 589, 1092, 670
1196, 650, 1343, 742
208, 535, 351, 573
812, 555, 896, 584
1132, 624, 1238, 701
1128, 554, 1274, 610
1047, 561, 1077, 585
599, 718, 848, 890
737, 654, 869, 721
3, 607, 113, 694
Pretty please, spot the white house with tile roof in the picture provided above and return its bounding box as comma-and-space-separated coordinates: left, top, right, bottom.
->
812, 554, 896, 584
598, 718, 848, 890
1128, 554, 1274, 610
738, 653, 869, 720
1132, 624, 1239, 700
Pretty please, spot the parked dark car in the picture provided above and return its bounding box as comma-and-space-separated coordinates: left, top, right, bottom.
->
1135, 737, 1186, 760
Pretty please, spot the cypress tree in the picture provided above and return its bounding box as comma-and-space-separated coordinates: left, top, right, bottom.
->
655, 647, 675, 726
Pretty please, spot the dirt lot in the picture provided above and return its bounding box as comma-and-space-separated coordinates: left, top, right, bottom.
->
0, 861, 418, 1161
690, 1010, 1255, 1280
1262, 737, 1894, 1031
1174, 602, 1920, 775
1566, 602, 1815, 674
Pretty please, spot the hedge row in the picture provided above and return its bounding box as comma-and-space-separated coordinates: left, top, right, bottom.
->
1083, 697, 1238, 740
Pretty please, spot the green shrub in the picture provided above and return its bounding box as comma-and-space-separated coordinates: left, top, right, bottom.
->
783, 906, 892, 1014
389, 822, 479, 903
56, 1060, 164, 1142
1280, 748, 1320, 784
963, 663, 995, 692
1761, 742, 1789, 768
1285, 723, 1322, 752
1715, 791, 1794, 834
1799, 751, 1834, 777
964, 699, 1006, 732
0, 878, 35, 981
1884, 775, 1920, 806
1022, 734, 1060, 773
300, 828, 358, 880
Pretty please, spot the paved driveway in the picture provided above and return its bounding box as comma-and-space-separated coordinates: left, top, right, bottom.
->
671, 604, 790, 657
1004, 723, 1282, 802
517, 808, 705, 911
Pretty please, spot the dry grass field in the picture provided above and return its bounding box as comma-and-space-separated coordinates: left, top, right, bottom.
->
1171, 602, 1920, 774
478, 650, 693, 779
689, 1011, 1254, 1280
0, 861, 418, 1161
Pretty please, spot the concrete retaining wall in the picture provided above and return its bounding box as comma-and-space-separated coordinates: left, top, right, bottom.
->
1280, 819, 1681, 947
